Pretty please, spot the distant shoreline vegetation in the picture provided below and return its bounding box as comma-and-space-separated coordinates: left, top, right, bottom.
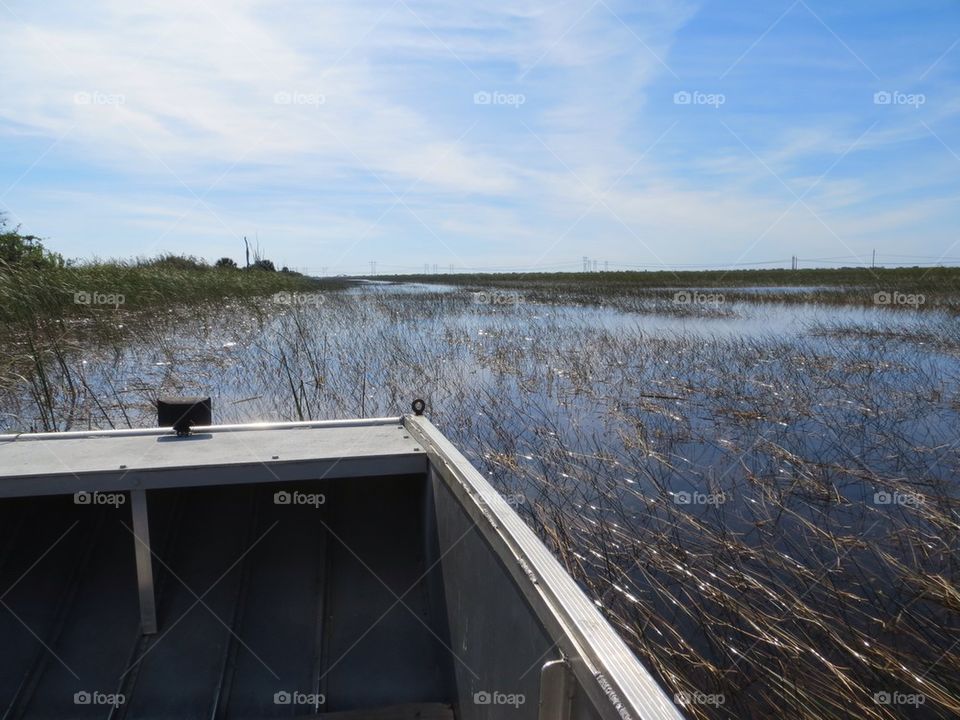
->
373, 267, 960, 311
0, 215, 338, 327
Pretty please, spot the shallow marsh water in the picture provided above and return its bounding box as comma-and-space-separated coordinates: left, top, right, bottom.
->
2, 283, 958, 719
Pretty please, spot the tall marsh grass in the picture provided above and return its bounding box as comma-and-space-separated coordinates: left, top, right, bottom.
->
0, 262, 323, 326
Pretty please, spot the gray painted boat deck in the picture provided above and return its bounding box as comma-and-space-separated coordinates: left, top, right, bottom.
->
0, 421, 425, 496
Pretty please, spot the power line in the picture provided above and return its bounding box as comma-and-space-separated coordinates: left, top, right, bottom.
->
297, 253, 960, 276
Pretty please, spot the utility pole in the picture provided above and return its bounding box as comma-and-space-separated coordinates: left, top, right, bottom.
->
604, 260, 608, 272
370, 260, 376, 276
872, 249, 876, 268
583, 256, 589, 272
244, 237, 250, 268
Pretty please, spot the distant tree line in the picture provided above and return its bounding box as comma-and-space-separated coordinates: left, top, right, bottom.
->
0, 214, 64, 269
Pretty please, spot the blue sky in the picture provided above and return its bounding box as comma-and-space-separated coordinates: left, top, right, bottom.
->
0, 0, 957, 274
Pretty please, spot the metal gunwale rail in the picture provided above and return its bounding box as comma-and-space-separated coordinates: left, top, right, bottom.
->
0, 417, 404, 443
405, 415, 683, 720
